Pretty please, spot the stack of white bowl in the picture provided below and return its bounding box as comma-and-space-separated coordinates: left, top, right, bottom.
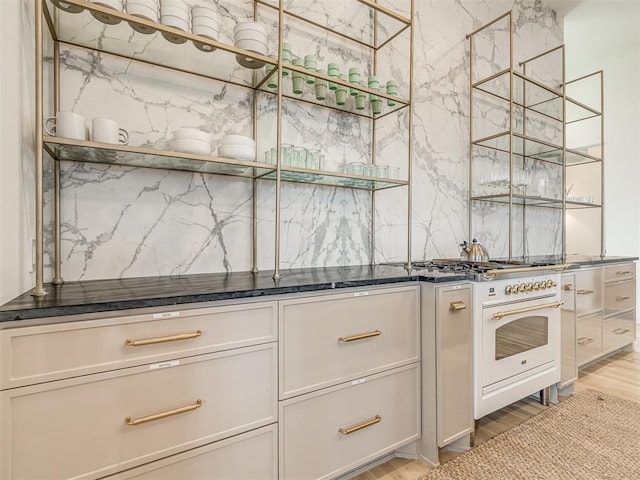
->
219, 135, 256, 161
191, 5, 220, 52
159, 0, 190, 43
233, 21, 268, 69
172, 128, 212, 156
125, 0, 159, 34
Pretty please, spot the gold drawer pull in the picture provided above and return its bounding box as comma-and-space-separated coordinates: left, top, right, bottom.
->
577, 337, 594, 346
612, 328, 630, 335
576, 290, 594, 295
616, 270, 631, 275
125, 399, 202, 426
338, 330, 381, 343
563, 284, 574, 291
338, 415, 382, 435
449, 301, 467, 311
614, 296, 630, 301
126, 330, 202, 347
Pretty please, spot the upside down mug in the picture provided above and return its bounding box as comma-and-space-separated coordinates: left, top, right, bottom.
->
44, 111, 87, 140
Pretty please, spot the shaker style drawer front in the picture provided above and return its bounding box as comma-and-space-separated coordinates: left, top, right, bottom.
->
603, 311, 635, 352
104, 425, 277, 480
604, 280, 636, 316
0, 301, 277, 389
574, 268, 603, 316
279, 286, 419, 399
576, 313, 602, 366
0, 344, 277, 480
604, 263, 636, 283
279, 364, 420, 480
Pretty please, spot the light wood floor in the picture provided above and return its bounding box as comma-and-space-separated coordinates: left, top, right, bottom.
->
352, 341, 640, 480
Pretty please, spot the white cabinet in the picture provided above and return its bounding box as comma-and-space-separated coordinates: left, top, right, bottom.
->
0, 301, 278, 479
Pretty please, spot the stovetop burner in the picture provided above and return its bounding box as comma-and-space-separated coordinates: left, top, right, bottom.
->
411, 259, 528, 274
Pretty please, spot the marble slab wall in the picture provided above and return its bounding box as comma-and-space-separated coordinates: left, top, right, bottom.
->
42, 0, 563, 281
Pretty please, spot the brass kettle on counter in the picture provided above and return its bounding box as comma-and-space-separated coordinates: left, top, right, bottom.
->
459, 239, 490, 262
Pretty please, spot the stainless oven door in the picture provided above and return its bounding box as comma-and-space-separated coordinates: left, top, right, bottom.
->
482, 298, 562, 387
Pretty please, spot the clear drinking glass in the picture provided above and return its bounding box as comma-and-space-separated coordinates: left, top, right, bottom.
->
376, 164, 389, 178
281, 143, 293, 166
306, 149, 320, 169
347, 161, 365, 176
292, 146, 307, 168
363, 163, 376, 177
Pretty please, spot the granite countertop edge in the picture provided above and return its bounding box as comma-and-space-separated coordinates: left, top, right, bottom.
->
1, 256, 636, 323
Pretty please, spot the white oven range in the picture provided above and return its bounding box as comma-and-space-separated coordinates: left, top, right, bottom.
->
472, 273, 563, 419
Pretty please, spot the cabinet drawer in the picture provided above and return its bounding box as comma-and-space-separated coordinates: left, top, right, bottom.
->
604, 280, 636, 316
603, 311, 635, 353
105, 425, 277, 479
0, 301, 277, 389
0, 344, 277, 480
604, 263, 635, 283
279, 286, 419, 399
574, 268, 603, 315
279, 364, 420, 480
576, 312, 602, 366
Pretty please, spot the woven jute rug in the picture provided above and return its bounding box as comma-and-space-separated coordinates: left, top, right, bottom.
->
419, 389, 640, 480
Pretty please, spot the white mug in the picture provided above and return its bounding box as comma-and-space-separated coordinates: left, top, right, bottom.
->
44, 111, 87, 140
91, 118, 129, 145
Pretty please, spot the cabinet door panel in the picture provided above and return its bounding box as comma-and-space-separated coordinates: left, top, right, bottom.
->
576, 312, 602, 366
560, 274, 577, 388
0, 344, 277, 480
604, 263, 635, 283
279, 286, 419, 399
575, 268, 603, 315
603, 311, 635, 353
280, 364, 420, 480
604, 280, 636, 317
0, 301, 277, 389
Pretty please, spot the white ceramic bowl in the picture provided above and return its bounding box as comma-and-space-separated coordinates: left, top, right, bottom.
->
233, 29, 267, 43
160, 0, 188, 11
191, 6, 219, 19
192, 19, 219, 33
126, 3, 159, 20
173, 138, 211, 156
219, 144, 256, 161
192, 16, 219, 27
161, 14, 189, 31
233, 21, 267, 37
234, 38, 268, 55
221, 134, 255, 147
90, 0, 123, 10
160, 5, 189, 18
192, 26, 219, 41
174, 128, 212, 143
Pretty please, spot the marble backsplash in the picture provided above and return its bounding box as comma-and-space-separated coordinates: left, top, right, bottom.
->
42, 0, 563, 281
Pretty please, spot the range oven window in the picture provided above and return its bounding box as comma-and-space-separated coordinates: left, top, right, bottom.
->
495, 315, 548, 360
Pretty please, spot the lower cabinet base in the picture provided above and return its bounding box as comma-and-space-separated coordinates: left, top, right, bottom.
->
104, 425, 278, 479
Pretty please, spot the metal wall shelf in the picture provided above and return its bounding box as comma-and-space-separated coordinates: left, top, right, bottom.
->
473, 131, 564, 164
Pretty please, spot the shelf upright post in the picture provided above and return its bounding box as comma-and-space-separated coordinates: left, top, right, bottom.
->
600, 70, 605, 256
251, 0, 259, 274
272, 0, 284, 281
561, 46, 567, 259
466, 25, 474, 251
406, 0, 414, 270
509, 12, 516, 260
370, 7, 378, 266
32, 0, 47, 297
53, 39, 63, 285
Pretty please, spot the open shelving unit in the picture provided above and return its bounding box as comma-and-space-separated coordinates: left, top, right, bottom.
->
31, 0, 414, 295
466, 11, 604, 260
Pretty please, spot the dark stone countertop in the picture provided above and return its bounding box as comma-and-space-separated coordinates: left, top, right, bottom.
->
1, 255, 636, 324
0, 264, 468, 323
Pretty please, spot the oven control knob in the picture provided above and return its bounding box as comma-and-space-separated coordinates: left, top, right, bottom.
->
526, 283, 533, 292
518, 284, 526, 293
550, 280, 557, 287
533, 282, 541, 290
505, 285, 513, 295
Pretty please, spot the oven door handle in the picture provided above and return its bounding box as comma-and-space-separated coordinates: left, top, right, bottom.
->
492, 301, 564, 320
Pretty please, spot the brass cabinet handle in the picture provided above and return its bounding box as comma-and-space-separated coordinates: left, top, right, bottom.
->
563, 284, 575, 291
614, 296, 630, 301
449, 301, 467, 311
125, 330, 202, 347
576, 290, 594, 295
577, 337, 594, 346
616, 270, 631, 275
612, 328, 630, 335
492, 301, 563, 320
338, 330, 381, 343
338, 415, 382, 435
125, 399, 202, 426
